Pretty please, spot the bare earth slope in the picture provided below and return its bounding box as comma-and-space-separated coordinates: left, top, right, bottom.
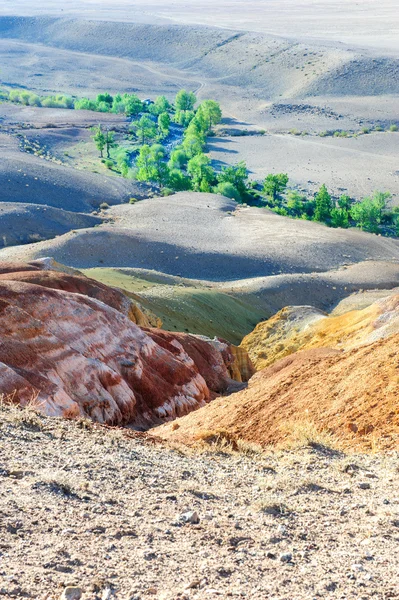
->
0, 202, 102, 247
1, 193, 399, 279
0, 134, 148, 212
157, 334, 399, 452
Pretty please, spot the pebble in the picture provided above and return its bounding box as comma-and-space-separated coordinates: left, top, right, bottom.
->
180, 511, 200, 524
359, 482, 371, 490
279, 552, 293, 563
351, 563, 365, 572
60, 587, 82, 600
276, 524, 287, 535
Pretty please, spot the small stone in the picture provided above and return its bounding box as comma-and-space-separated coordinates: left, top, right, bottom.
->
180, 511, 200, 524
351, 563, 365, 572
359, 482, 371, 490
279, 552, 292, 563
102, 588, 113, 600
276, 525, 287, 535
60, 587, 82, 600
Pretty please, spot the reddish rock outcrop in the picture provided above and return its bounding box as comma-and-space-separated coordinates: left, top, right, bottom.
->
0, 263, 252, 428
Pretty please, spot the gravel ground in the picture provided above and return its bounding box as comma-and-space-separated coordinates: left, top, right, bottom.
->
1, 403, 398, 600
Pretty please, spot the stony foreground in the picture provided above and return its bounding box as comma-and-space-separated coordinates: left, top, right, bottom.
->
0, 404, 398, 600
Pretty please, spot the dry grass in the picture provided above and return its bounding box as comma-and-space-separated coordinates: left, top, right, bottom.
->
279, 419, 342, 452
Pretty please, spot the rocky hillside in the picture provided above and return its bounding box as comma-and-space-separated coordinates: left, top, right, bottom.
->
0, 260, 253, 427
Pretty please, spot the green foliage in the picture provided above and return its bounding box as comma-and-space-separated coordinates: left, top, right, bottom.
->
195, 100, 222, 132
350, 191, 391, 233
122, 94, 143, 117
187, 153, 215, 191
215, 182, 241, 201
168, 148, 188, 170
262, 173, 289, 205
168, 168, 192, 191
314, 184, 333, 222
104, 130, 117, 159
150, 95, 171, 116
75, 97, 98, 111
175, 89, 197, 127
134, 115, 157, 145
97, 93, 113, 107
91, 125, 106, 158
175, 89, 196, 112
286, 190, 306, 217
158, 112, 171, 138
389, 124, 398, 132
217, 161, 248, 200
330, 207, 349, 228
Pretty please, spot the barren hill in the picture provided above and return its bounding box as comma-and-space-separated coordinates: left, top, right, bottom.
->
1, 193, 399, 279
0, 133, 148, 212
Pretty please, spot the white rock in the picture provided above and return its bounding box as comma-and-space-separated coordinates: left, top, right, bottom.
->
60, 587, 82, 600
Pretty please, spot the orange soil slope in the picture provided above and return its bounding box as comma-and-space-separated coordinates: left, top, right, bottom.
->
156, 338, 399, 451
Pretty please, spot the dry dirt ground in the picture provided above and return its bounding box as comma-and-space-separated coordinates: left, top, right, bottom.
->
1, 402, 399, 600
3, 1, 399, 53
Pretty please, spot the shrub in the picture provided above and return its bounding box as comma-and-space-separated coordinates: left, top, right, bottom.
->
129, 197, 139, 204
161, 187, 174, 197
215, 181, 241, 201
389, 124, 398, 132
104, 159, 114, 170
100, 202, 110, 210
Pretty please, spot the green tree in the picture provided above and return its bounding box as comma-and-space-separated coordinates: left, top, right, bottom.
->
196, 100, 222, 132
149, 144, 169, 187
75, 97, 98, 111
150, 95, 171, 116
262, 173, 289, 205
217, 161, 248, 199
123, 94, 143, 117
97, 93, 113, 107
182, 134, 204, 158
286, 190, 306, 217
175, 89, 196, 112
91, 125, 106, 158
350, 191, 390, 233
158, 112, 171, 138
104, 130, 117, 159
187, 153, 215, 191
175, 89, 197, 127
330, 207, 349, 228
338, 194, 352, 211
135, 145, 152, 181
118, 156, 130, 178
168, 168, 192, 191
168, 148, 188, 170
215, 181, 240, 201
135, 115, 157, 145
314, 184, 333, 222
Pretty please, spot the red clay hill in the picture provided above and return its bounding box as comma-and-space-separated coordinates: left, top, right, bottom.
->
0, 261, 253, 428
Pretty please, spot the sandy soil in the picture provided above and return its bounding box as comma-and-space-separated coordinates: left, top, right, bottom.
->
0, 133, 148, 212
2, 1, 399, 53
1, 402, 399, 600
0, 203, 102, 247
2, 193, 399, 279
209, 131, 399, 201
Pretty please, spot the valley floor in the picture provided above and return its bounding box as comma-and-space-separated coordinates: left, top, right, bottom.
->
1, 404, 398, 600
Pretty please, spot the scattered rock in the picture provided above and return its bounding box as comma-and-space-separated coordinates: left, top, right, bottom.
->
60, 587, 82, 600
179, 511, 200, 524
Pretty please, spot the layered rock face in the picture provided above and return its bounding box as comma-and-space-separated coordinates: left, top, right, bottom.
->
0, 263, 253, 428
